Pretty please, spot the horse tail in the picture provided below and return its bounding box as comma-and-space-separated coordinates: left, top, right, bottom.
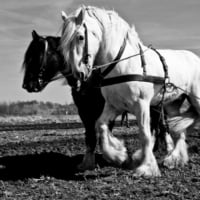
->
168, 106, 199, 133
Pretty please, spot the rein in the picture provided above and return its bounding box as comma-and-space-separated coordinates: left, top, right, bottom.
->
92, 44, 152, 72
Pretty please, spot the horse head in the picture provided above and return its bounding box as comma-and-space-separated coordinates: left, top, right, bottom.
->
61, 6, 103, 82
22, 30, 63, 92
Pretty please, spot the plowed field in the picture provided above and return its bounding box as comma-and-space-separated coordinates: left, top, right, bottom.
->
0, 116, 199, 199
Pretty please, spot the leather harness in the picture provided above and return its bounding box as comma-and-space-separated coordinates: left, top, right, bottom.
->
91, 43, 169, 88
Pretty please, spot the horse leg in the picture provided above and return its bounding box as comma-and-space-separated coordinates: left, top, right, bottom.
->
162, 95, 192, 168
125, 113, 130, 128
78, 127, 97, 171
72, 88, 104, 171
150, 106, 174, 153
163, 131, 188, 169
164, 92, 200, 169
165, 132, 174, 153
132, 100, 161, 177
96, 103, 128, 166
163, 106, 197, 169
121, 112, 126, 126
150, 107, 162, 152
162, 94, 191, 154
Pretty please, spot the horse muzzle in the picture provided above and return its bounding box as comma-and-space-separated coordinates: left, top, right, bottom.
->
22, 82, 39, 92
73, 64, 91, 82
22, 79, 46, 93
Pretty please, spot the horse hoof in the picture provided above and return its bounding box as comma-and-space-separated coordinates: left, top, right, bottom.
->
163, 154, 187, 169
163, 157, 176, 169
77, 162, 95, 171
134, 165, 161, 177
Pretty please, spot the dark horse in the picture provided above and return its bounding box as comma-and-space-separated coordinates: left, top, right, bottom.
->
22, 30, 171, 171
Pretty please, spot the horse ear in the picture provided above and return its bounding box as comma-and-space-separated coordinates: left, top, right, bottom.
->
76, 8, 85, 25
32, 30, 39, 40
61, 11, 68, 22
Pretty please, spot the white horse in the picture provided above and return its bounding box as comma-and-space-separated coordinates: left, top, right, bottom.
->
60, 6, 200, 177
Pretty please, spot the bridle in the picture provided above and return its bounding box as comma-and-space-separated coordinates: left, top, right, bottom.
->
82, 23, 91, 70
36, 37, 65, 85
37, 36, 74, 83
38, 37, 48, 80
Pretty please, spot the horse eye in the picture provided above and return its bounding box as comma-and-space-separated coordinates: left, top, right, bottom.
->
46, 51, 51, 55
78, 35, 84, 41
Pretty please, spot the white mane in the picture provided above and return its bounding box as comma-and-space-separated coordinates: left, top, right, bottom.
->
61, 5, 142, 63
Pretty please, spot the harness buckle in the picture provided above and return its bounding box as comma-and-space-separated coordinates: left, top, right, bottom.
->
165, 80, 175, 93
165, 77, 170, 85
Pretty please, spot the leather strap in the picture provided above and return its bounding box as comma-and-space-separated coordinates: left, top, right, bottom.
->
100, 74, 165, 87
101, 36, 127, 77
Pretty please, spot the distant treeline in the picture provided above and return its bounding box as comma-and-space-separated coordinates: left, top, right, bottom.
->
0, 101, 78, 116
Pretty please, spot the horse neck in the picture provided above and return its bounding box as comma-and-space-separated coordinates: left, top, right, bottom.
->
104, 17, 128, 58
96, 10, 143, 63
51, 46, 66, 76
57, 51, 75, 82
97, 22, 144, 75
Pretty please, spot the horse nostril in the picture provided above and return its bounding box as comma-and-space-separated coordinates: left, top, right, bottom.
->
74, 71, 85, 81
34, 88, 39, 92
22, 83, 27, 89
80, 72, 85, 81
38, 78, 43, 86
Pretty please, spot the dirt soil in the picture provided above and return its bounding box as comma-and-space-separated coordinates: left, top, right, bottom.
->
0, 119, 199, 200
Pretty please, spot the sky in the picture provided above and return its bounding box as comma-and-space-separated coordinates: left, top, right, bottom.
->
1, 0, 200, 105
